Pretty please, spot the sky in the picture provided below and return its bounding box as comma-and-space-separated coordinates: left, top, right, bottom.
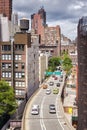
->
13, 0, 87, 40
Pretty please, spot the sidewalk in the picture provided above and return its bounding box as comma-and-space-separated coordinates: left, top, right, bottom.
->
63, 74, 77, 129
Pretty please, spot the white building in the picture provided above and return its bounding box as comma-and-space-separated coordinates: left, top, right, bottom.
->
39, 52, 48, 84
27, 34, 39, 98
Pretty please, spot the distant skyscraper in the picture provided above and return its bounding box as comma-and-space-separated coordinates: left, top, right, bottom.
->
31, 7, 46, 44
77, 16, 87, 130
12, 13, 18, 25
0, 0, 12, 20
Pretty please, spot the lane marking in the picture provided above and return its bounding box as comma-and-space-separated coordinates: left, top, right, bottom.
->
56, 94, 64, 130
40, 96, 46, 130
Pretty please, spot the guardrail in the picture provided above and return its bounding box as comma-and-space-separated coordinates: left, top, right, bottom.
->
21, 86, 42, 130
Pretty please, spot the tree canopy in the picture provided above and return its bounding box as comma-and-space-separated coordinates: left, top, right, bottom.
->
62, 53, 72, 73
0, 80, 17, 116
48, 57, 61, 71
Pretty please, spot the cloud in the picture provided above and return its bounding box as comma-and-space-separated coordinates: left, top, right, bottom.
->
13, 0, 87, 40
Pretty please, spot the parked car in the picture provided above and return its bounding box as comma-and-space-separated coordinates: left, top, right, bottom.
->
49, 104, 56, 113
53, 88, 59, 94
31, 105, 39, 115
46, 88, 51, 95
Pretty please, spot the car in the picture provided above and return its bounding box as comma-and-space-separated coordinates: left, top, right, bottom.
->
56, 83, 60, 87
49, 104, 56, 113
53, 88, 59, 94
42, 84, 48, 89
60, 75, 63, 78
59, 79, 63, 82
46, 88, 51, 95
49, 81, 54, 86
54, 77, 58, 80
31, 105, 39, 115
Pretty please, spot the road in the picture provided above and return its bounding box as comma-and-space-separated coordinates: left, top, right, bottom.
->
22, 74, 74, 130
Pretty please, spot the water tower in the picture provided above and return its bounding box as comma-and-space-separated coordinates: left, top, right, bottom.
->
20, 18, 29, 32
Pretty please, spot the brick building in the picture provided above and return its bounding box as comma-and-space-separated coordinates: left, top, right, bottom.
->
31, 7, 46, 44
0, 0, 12, 20
0, 31, 39, 104
77, 16, 87, 130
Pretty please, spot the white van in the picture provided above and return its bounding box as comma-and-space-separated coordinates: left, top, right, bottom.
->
31, 104, 39, 115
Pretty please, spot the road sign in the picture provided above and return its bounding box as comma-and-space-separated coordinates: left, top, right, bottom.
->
45, 71, 61, 76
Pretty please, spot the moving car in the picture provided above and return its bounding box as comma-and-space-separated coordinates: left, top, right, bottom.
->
54, 76, 58, 80
49, 104, 56, 113
53, 88, 59, 94
46, 88, 51, 95
56, 82, 60, 87
31, 105, 39, 115
42, 84, 48, 89
49, 81, 54, 86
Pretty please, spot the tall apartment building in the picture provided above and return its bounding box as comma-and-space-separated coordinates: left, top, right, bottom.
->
0, 32, 39, 103
31, 7, 46, 44
77, 16, 87, 130
0, 18, 39, 104
0, 0, 12, 21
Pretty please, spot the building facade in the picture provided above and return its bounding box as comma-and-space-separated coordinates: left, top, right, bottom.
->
77, 16, 87, 130
31, 7, 46, 44
0, 32, 39, 104
0, 0, 12, 20
39, 53, 48, 84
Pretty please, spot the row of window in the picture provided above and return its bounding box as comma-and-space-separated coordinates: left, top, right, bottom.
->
2, 55, 11, 60
2, 72, 25, 78
15, 44, 25, 51
15, 55, 22, 60
15, 90, 25, 96
2, 72, 11, 78
15, 81, 25, 87
15, 73, 25, 78
2, 63, 25, 69
2, 55, 22, 60
2, 45, 25, 51
2, 63, 11, 69
6, 81, 25, 87
15, 63, 25, 69
2, 45, 11, 51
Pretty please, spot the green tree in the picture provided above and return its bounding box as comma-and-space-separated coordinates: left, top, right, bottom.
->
0, 80, 17, 116
48, 57, 61, 71
62, 53, 72, 74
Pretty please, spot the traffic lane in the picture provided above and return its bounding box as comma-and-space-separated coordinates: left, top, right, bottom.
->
41, 92, 63, 130
25, 88, 46, 130
28, 119, 41, 130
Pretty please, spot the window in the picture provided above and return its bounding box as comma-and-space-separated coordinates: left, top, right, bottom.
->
15, 81, 25, 87
21, 63, 25, 69
15, 63, 18, 69
2, 72, 11, 78
2, 55, 11, 60
15, 44, 24, 51
15, 55, 22, 60
2, 63, 5, 69
15, 72, 25, 78
2, 45, 11, 51
15, 90, 25, 96
7, 81, 11, 86
2, 63, 11, 69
